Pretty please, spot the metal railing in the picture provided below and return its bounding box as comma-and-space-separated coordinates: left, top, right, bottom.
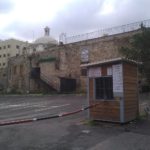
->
59, 19, 150, 44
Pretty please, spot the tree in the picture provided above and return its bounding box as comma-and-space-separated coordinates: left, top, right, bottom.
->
120, 24, 150, 84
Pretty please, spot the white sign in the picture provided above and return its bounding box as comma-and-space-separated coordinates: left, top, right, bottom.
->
112, 64, 123, 93
107, 67, 112, 75
88, 67, 101, 77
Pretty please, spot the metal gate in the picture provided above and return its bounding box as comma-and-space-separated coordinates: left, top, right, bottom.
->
60, 78, 76, 93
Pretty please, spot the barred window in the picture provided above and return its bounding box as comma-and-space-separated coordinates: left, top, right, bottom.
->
95, 76, 113, 100
81, 69, 87, 76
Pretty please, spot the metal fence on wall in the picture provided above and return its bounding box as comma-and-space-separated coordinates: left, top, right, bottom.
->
59, 19, 150, 44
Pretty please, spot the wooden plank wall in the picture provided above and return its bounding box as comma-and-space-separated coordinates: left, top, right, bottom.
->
89, 77, 120, 122
123, 63, 138, 122
90, 100, 120, 122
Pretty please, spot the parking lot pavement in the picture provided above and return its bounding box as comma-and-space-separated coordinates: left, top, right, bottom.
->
0, 94, 87, 122
0, 94, 150, 150
89, 132, 150, 150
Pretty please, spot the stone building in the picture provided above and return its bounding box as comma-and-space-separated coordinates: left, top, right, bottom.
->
7, 27, 140, 94
0, 39, 29, 69
0, 39, 30, 91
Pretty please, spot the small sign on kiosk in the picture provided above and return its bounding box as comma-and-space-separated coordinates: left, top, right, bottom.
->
112, 64, 123, 96
81, 58, 139, 123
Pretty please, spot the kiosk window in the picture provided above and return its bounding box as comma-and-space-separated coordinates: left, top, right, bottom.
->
95, 76, 113, 100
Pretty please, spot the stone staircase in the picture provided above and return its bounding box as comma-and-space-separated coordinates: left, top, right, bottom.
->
40, 73, 60, 92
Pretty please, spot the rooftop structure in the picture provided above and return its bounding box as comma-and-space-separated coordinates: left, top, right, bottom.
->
34, 27, 58, 45
28, 27, 58, 54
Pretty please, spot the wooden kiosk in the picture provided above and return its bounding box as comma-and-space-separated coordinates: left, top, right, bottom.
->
81, 58, 139, 123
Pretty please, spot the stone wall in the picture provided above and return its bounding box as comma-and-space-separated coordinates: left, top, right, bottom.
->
0, 68, 7, 91
7, 56, 29, 93
7, 30, 140, 93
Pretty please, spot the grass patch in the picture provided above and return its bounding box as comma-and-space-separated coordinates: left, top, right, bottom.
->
137, 112, 149, 121
84, 120, 98, 126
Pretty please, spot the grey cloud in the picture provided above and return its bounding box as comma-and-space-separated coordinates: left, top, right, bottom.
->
2, 0, 150, 41
2, 0, 104, 40
50, 0, 150, 37
3, 21, 49, 41
51, 0, 105, 35
0, 0, 14, 13
109, 0, 150, 26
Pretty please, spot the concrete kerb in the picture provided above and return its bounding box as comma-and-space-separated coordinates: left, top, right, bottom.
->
0, 93, 85, 98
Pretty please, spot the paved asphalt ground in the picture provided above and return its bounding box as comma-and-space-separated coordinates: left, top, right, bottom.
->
0, 94, 150, 150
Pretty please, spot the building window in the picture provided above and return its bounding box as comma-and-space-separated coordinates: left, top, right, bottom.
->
0, 47, 1, 50
3, 54, 6, 57
0, 55, 1, 58
3, 46, 6, 49
8, 68, 11, 80
3, 63, 5, 66
81, 68, 87, 76
81, 49, 89, 63
54, 59, 60, 70
14, 66, 17, 75
16, 45, 20, 49
8, 45, 11, 48
20, 65, 24, 76
23, 47, 26, 50
95, 76, 113, 100
0, 63, 1, 66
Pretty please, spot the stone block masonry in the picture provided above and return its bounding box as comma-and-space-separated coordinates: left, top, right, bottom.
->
7, 30, 140, 93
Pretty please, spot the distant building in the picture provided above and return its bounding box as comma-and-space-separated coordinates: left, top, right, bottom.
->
0, 38, 30, 91
0, 39, 29, 69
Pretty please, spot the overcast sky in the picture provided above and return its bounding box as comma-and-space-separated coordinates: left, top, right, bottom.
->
0, 0, 150, 42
